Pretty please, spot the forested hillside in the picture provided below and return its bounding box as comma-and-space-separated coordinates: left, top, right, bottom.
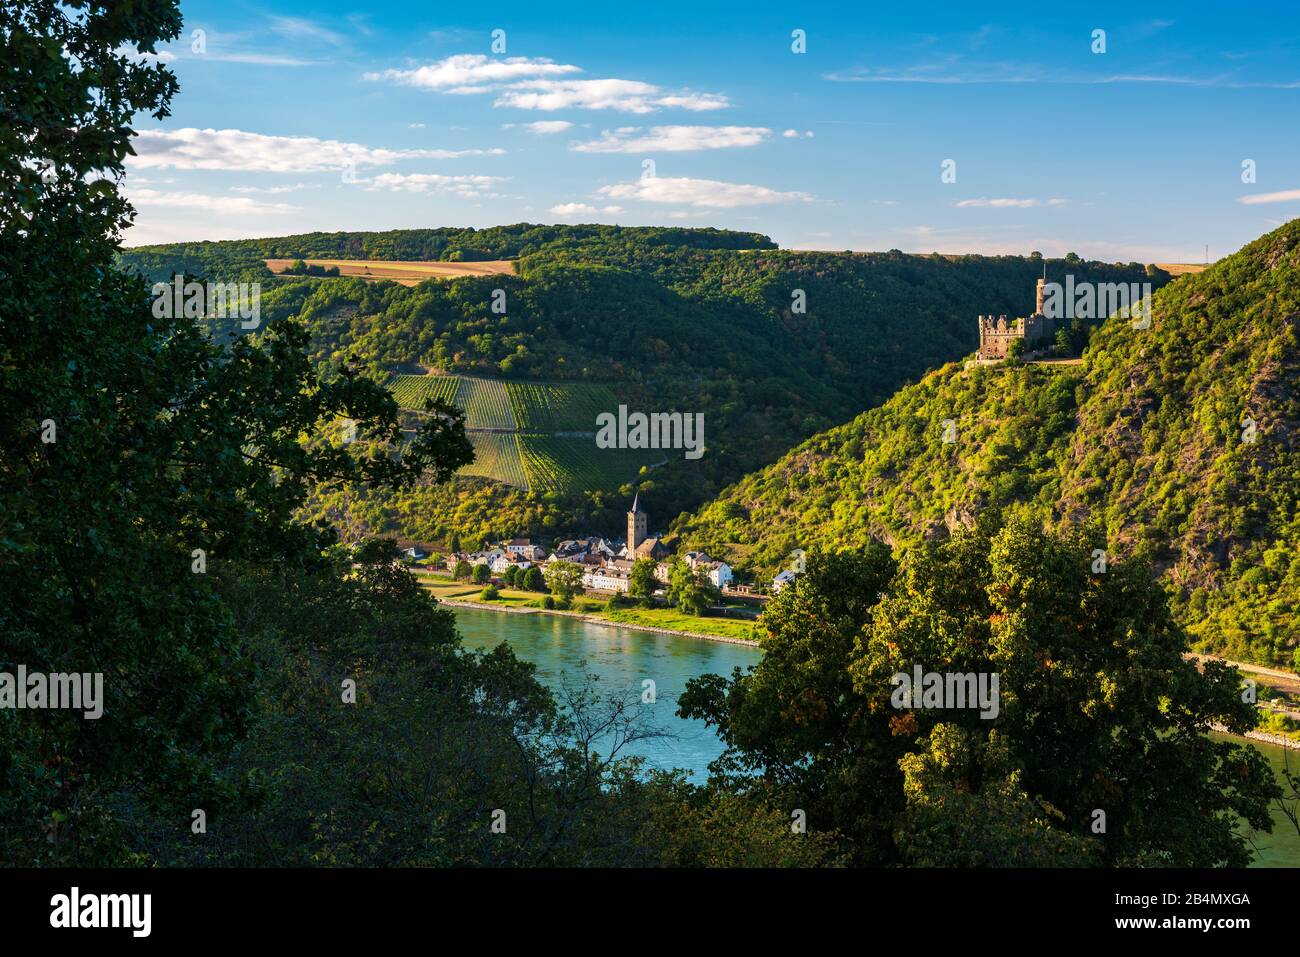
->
676, 219, 1300, 668
119, 230, 1164, 546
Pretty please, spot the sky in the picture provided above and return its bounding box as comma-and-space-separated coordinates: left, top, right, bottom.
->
121, 0, 1300, 262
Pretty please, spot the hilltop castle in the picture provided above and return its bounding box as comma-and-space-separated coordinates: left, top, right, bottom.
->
977, 275, 1060, 360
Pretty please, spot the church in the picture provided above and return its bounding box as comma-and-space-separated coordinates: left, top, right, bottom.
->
625, 492, 668, 561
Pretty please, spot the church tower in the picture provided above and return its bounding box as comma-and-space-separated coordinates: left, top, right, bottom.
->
627, 492, 647, 554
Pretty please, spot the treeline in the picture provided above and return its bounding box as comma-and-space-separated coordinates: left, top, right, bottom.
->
119, 223, 775, 268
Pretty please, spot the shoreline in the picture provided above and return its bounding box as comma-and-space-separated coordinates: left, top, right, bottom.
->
437, 597, 762, 647
1211, 723, 1300, 751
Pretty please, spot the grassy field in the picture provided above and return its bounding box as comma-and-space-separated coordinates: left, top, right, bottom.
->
265, 258, 515, 285
505, 381, 619, 432
459, 433, 528, 488
418, 574, 761, 640
598, 606, 761, 640
387, 374, 460, 409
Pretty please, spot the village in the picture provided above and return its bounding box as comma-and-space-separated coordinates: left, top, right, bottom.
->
404, 493, 789, 602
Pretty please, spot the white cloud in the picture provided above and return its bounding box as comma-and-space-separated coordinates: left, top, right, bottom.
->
127, 188, 295, 214
782, 129, 814, 139
367, 55, 580, 90
551, 202, 625, 216
497, 80, 726, 113
365, 172, 506, 198
509, 120, 575, 134
597, 175, 811, 208
1238, 189, 1300, 204
954, 197, 1068, 209
127, 128, 500, 172
408, 122, 427, 129
367, 54, 728, 113
572, 125, 769, 153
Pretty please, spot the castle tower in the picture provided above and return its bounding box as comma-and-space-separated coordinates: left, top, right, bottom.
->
1035, 277, 1046, 315
627, 492, 647, 553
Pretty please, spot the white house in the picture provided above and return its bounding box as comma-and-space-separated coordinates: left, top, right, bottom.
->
702, 560, 733, 590
504, 538, 545, 561
773, 569, 798, 592
583, 561, 633, 593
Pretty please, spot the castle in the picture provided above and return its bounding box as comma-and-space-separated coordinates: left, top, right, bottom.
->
977, 275, 1060, 360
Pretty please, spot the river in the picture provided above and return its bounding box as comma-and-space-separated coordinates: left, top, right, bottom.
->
452, 606, 1300, 866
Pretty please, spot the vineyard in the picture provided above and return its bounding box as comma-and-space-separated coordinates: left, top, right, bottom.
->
388, 373, 647, 494
459, 433, 529, 489
518, 434, 660, 495
387, 374, 460, 409
455, 377, 517, 431
505, 382, 619, 432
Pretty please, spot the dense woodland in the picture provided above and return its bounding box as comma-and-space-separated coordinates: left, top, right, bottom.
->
677, 220, 1300, 669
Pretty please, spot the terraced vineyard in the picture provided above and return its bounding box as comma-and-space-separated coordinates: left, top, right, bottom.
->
388, 373, 647, 494
519, 434, 661, 495
387, 374, 460, 409
460, 433, 528, 489
506, 382, 619, 432
455, 377, 516, 431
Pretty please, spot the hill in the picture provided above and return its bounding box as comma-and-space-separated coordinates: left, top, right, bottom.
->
118, 225, 1167, 548
675, 219, 1300, 668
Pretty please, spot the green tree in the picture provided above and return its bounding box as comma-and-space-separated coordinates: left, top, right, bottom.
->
472, 563, 491, 584
545, 561, 584, 602
628, 558, 658, 603
503, 565, 519, 586
522, 566, 546, 592
665, 558, 717, 616
0, 0, 474, 865
682, 517, 1280, 866
454, 559, 472, 580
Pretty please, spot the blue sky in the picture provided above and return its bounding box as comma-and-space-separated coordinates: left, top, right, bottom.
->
123, 0, 1300, 261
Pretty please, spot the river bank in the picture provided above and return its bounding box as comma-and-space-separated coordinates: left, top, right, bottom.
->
436, 597, 761, 646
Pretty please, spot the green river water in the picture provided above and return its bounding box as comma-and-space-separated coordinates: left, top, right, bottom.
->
451, 606, 1300, 866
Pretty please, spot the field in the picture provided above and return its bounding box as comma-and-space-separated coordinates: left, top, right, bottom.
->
455, 377, 517, 431
264, 258, 516, 285
387, 373, 649, 494
387, 374, 460, 409
459, 432, 528, 488
1155, 263, 1210, 276
519, 433, 659, 495
505, 381, 619, 432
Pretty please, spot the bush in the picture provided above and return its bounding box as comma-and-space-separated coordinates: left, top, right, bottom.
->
479, 585, 500, 601
541, 595, 555, 610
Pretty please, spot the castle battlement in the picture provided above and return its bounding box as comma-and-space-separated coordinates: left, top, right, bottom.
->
977, 277, 1058, 360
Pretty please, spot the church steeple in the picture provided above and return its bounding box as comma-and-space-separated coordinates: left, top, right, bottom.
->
627, 492, 647, 553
